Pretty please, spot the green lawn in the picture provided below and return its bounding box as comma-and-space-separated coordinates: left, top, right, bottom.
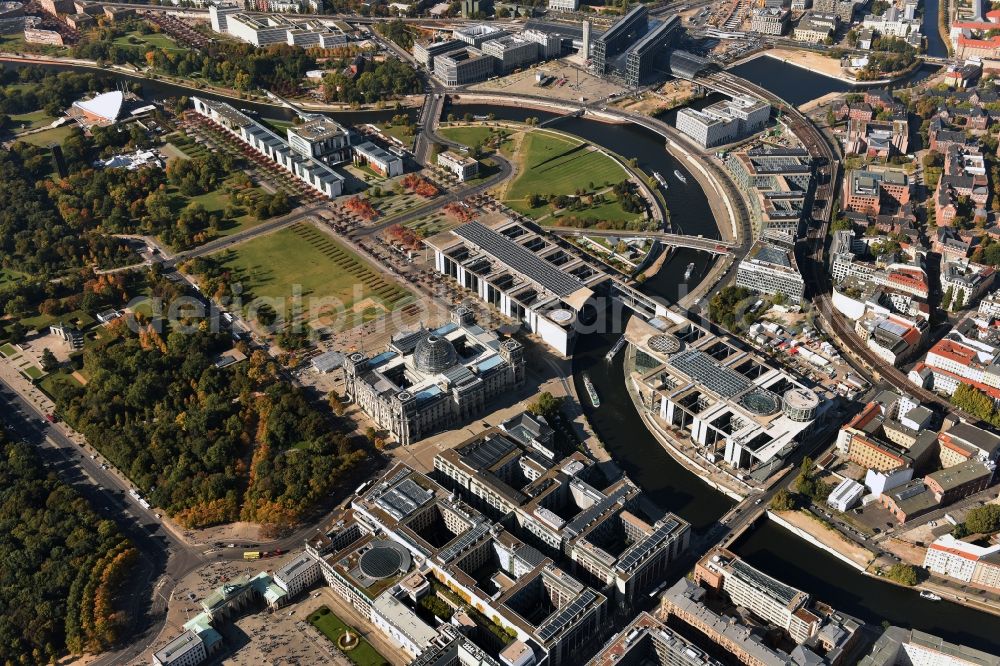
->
0, 30, 67, 56
548, 198, 644, 225
503, 131, 631, 220
379, 123, 414, 146
308, 607, 389, 666
19, 309, 95, 332
204, 223, 411, 331
0, 343, 17, 357
404, 214, 457, 237
16, 125, 77, 147
9, 109, 56, 133
0, 269, 26, 292
111, 30, 184, 51
21, 365, 44, 381
438, 125, 501, 148
261, 118, 296, 136
38, 371, 83, 401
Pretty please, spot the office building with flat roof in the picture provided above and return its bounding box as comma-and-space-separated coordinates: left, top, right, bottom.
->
662, 575, 863, 666
424, 216, 609, 355
453, 23, 508, 47
626, 312, 824, 482
794, 11, 839, 42
751, 6, 790, 34
286, 115, 351, 163
697, 549, 815, 643
153, 631, 208, 666
413, 39, 465, 68
342, 463, 609, 666
434, 46, 496, 86
438, 150, 479, 181
273, 553, 321, 598
434, 427, 690, 607
676, 95, 771, 148
343, 309, 525, 446
352, 140, 403, 177
481, 34, 539, 73
843, 168, 911, 216
524, 28, 562, 58
192, 97, 344, 198
209, 2, 240, 32
726, 147, 812, 239
736, 239, 806, 304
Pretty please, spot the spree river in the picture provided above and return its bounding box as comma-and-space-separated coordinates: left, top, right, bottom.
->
446, 101, 1000, 648
8, 60, 1000, 647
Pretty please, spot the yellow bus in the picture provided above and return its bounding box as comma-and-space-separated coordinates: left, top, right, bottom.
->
243, 551, 261, 561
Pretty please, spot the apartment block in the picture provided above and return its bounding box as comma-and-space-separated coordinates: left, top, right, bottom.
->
924, 534, 1000, 590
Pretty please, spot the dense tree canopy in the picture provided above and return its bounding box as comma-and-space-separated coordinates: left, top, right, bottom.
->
76, 24, 317, 95
0, 147, 134, 276
0, 423, 136, 664
322, 58, 421, 104
708, 286, 755, 331
965, 504, 1000, 535
56, 327, 365, 529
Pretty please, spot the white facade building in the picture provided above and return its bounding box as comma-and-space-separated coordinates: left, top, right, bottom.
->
152, 631, 208, 666
438, 150, 479, 181
192, 97, 344, 198
827, 478, 865, 511
274, 553, 322, 598
676, 95, 771, 148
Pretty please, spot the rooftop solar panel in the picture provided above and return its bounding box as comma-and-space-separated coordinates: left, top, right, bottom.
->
730, 559, 799, 606
563, 484, 631, 538
454, 222, 583, 297
374, 478, 433, 520
615, 517, 680, 574
669, 350, 753, 398
460, 434, 518, 470
536, 589, 598, 642
437, 522, 490, 563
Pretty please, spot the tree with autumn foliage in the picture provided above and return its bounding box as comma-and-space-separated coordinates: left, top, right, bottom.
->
401, 174, 439, 198
56, 327, 365, 531
0, 422, 135, 664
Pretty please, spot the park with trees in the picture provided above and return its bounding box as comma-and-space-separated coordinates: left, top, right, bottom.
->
54, 325, 367, 530
0, 421, 137, 664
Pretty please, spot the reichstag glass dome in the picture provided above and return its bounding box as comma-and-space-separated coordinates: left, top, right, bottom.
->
414, 334, 459, 374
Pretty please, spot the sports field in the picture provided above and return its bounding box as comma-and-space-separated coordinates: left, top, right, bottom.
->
210, 223, 411, 331
502, 131, 632, 219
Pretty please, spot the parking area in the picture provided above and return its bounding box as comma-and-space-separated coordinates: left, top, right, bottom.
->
470, 59, 625, 104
